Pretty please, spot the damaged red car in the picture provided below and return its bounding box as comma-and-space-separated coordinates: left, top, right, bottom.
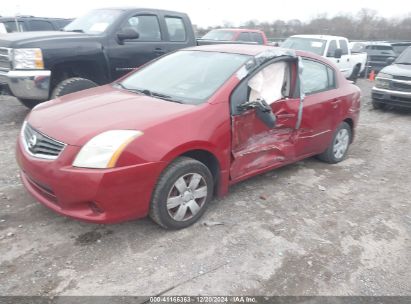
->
16, 45, 361, 229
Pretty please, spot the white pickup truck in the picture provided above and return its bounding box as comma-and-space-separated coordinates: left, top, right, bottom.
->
282, 35, 367, 81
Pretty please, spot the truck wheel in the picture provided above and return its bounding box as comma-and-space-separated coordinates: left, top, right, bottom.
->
18, 99, 41, 109
317, 122, 352, 164
149, 157, 214, 230
349, 64, 361, 83
372, 99, 386, 110
51, 77, 98, 99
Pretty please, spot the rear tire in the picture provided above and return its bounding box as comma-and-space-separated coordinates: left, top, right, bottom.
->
18, 99, 41, 109
349, 64, 361, 83
149, 157, 214, 230
51, 77, 98, 99
317, 122, 352, 164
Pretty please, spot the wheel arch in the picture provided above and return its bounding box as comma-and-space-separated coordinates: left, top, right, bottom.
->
343, 117, 354, 143
161, 144, 228, 197
50, 60, 109, 93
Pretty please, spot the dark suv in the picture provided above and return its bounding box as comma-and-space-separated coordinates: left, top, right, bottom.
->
351, 42, 396, 74
0, 16, 72, 33
372, 46, 411, 109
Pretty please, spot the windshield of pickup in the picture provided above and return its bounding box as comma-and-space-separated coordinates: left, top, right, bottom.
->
396, 47, 411, 64
119, 50, 251, 105
64, 9, 122, 34
201, 30, 236, 41
282, 37, 326, 56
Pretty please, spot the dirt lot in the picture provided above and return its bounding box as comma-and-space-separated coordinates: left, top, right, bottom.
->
0, 79, 410, 296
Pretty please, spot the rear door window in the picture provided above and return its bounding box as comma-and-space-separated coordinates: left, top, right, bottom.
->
327, 40, 338, 57
165, 17, 186, 42
339, 40, 349, 55
302, 59, 336, 94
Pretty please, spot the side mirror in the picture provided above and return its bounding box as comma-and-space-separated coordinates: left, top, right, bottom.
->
237, 99, 276, 129
334, 48, 343, 59
117, 27, 139, 43
386, 57, 395, 65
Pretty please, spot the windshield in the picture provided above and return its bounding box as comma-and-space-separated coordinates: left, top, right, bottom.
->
282, 37, 326, 56
396, 47, 411, 64
119, 50, 251, 105
366, 45, 393, 51
202, 30, 236, 41
64, 9, 122, 34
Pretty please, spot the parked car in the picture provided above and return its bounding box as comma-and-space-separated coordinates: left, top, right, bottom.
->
389, 41, 411, 57
0, 8, 197, 108
16, 45, 361, 229
372, 46, 411, 109
282, 35, 367, 82
0, 16, 72, 33
199, 28, 268, 45
351, 41, 397, 74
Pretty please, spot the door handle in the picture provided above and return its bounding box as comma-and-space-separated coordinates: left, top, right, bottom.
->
276, 113, 296, 119
154, 48, 166, 55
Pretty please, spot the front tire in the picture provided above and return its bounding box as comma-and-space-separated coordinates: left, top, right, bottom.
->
51, 77, 98, 99
317, 122, 352, 164
349, 64, 361, 83
372, 99, 386, 110
149, 157, 214, 229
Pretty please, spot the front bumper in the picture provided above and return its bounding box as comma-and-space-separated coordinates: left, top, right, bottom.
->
16, 138, 167, 223
372, 87, 411, 108
0, 70, 51, 100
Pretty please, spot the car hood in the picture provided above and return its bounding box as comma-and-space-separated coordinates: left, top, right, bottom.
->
380, 63, 411, 77
0, 31, 94, 48
27, 85, 196, 146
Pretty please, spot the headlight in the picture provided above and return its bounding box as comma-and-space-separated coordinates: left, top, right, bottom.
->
13, 48, 44, 69
73, 130, 143, 169
375, 72, 392, 89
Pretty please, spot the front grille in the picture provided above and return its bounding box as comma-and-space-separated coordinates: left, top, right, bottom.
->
391, 81, 411, 92
22, 122, 66, 159
0, 47, 12, 71
393, 75, 411, 81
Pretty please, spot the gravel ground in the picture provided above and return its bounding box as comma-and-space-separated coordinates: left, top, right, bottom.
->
0, 79, 410, 296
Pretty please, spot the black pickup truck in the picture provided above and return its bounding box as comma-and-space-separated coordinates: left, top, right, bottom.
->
0, 8, 197, 108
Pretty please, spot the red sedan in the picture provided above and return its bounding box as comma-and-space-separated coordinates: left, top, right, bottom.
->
16, 45, 361, 229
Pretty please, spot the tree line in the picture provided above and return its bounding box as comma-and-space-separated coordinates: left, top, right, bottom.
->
194, 8, 411, 41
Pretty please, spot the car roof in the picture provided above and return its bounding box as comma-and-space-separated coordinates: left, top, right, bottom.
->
184, 44, 321, 60
210, 28, 264, 33
95, 7, 187, 15
291, 34, 345, 40
0, 16, 71, 21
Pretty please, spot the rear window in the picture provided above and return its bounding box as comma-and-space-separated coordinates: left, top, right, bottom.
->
251, 32, 264, 45
29, 20, 54, 31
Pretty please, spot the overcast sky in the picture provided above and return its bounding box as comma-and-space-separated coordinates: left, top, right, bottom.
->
1, 0, 409, 27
